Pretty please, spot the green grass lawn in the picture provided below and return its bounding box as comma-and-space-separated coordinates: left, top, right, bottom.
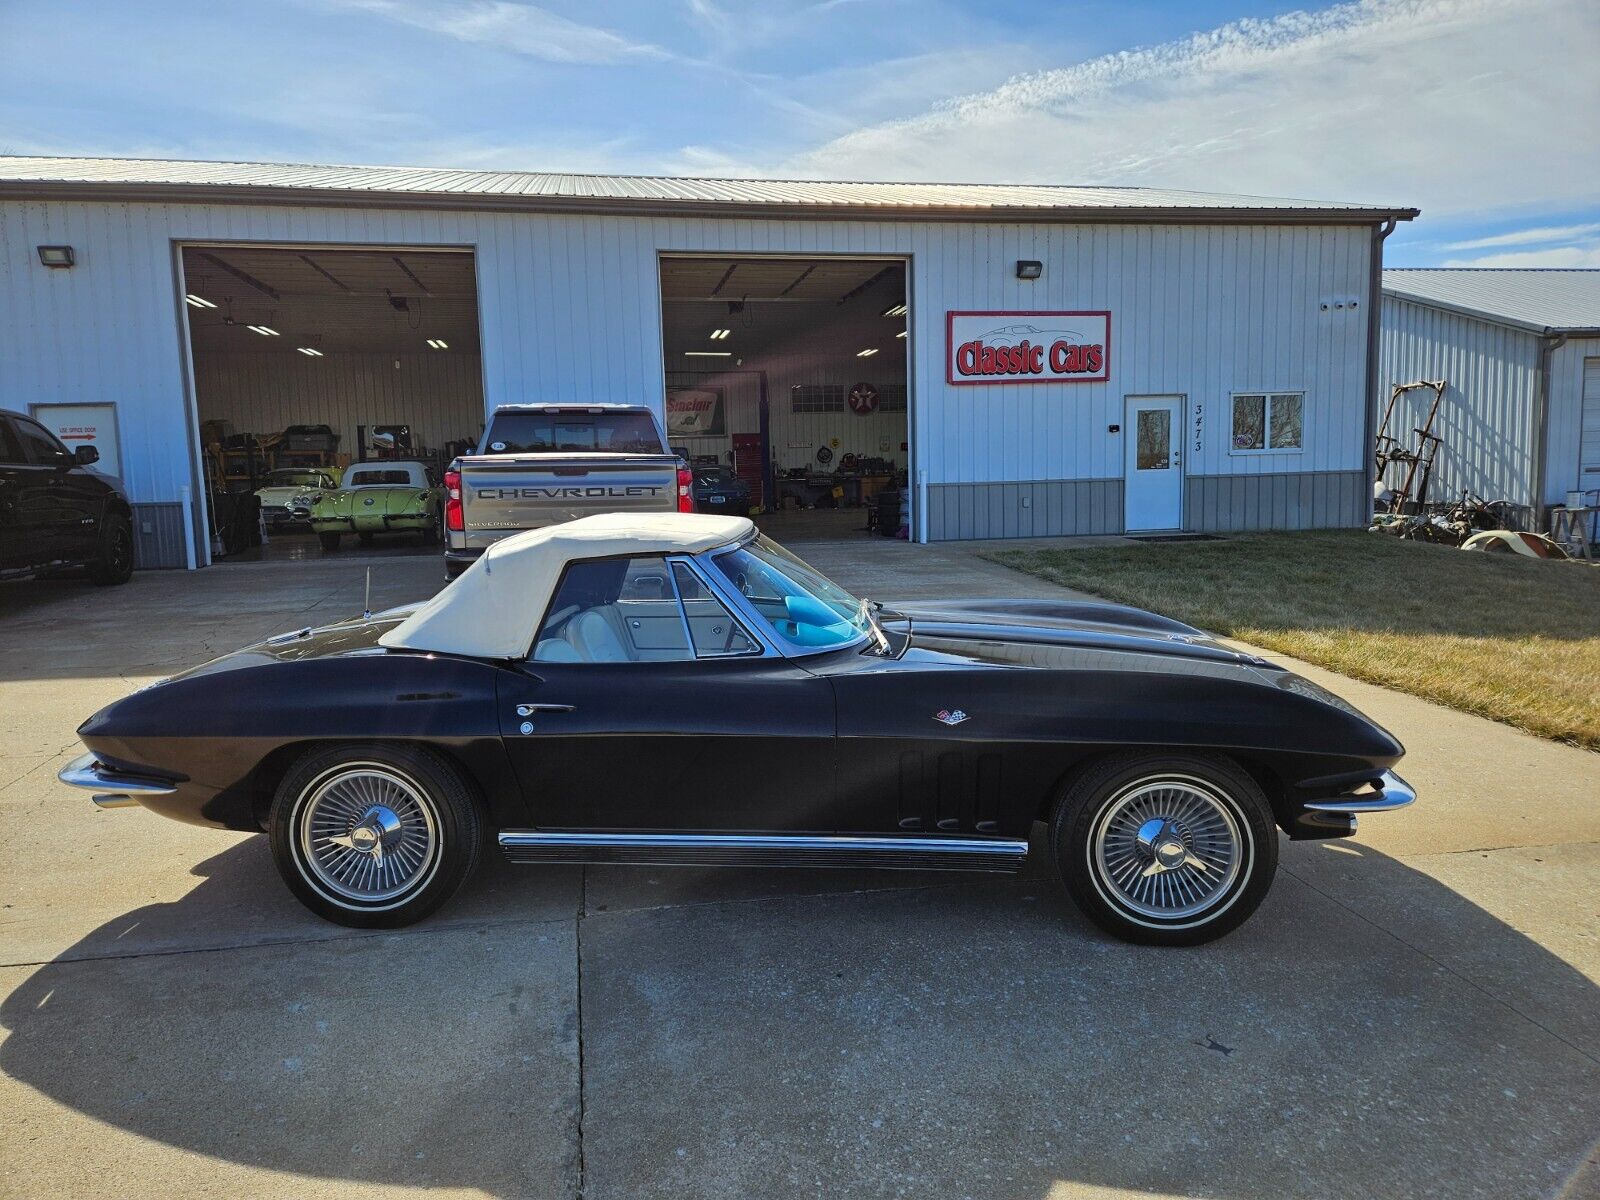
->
988, 531, 1600, 751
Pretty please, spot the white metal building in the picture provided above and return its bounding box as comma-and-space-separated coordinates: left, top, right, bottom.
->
0, 156, 1416, 568
1380, 269, 1600, 515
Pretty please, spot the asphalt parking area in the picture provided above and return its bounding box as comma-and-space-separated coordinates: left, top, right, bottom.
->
1, 546, 1597, 1199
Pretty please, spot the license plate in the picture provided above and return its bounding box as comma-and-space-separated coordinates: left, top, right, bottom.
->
709, 495, 726, 503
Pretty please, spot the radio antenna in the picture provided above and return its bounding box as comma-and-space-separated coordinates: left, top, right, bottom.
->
363, 567, 372, 620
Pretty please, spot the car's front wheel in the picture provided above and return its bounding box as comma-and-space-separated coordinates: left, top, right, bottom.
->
318, 531, 341, 552
1050, 752, 1278, 946
269, 743, 482, 928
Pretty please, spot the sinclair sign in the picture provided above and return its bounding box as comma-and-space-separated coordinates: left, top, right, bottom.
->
946, 311, 1111, 385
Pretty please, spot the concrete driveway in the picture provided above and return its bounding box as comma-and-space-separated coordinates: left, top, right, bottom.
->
1, 542, 1596, 1200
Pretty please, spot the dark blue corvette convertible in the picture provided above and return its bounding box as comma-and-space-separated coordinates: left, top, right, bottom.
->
59, 513, 1414, 945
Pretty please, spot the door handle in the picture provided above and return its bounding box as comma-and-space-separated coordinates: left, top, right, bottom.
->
516, 703, 575, 716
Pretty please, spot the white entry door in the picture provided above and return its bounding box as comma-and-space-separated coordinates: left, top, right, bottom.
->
1124, 396, 1184, 531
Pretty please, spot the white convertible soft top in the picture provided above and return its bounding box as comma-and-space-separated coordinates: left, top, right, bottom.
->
379, 512, 754, 659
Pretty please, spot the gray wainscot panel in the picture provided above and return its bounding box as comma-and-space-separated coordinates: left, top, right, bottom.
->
926, 479, 1123, 540
1184, 470, 1366, 532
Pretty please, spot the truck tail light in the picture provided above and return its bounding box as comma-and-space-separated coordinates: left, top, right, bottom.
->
677, 466, 695, 513
444, 467, 464, 531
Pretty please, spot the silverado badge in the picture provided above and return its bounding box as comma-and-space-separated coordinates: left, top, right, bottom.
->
934, 709, 969, 726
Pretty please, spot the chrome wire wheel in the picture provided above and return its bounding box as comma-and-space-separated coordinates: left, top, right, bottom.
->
1089, 775, 1248, 923
295, 764, 441, 907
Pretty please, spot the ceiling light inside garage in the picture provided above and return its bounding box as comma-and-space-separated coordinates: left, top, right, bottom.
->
882, 303, 907, 317
684, 351, 732, 357
247, 325, 279, 336
426, 338, 448, 350
296, 347, 323, 356
709, 329, 730, 339
896, 330, 907, 338
857, 347, 878, 357
184, 294, 217, 308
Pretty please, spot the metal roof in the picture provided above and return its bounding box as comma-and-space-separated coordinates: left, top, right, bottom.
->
1383, 269, 1600, 336
0, 155, 1417, 225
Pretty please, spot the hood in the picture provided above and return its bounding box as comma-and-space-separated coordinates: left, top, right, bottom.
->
256, 485, 318, 505
881, 598, 1272, 671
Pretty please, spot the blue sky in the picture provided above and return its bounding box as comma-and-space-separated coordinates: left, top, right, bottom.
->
2, 0, 1596, 265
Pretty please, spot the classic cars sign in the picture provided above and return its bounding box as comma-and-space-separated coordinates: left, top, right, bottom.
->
946, 311, 1111, 385
665, 388, 726, 436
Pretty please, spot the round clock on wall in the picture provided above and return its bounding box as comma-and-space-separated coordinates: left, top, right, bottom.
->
847, 382, 879, 415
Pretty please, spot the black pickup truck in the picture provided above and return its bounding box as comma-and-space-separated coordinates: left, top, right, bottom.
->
0, 408, 135, 585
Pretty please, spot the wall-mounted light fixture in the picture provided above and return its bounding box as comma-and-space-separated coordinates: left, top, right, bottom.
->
37, 245, 75, 269
1015, 260, 1043, 280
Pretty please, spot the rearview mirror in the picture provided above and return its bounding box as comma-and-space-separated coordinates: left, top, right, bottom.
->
73, 444, 99, 466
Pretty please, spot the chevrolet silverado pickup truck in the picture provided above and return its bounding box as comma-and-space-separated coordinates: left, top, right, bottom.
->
443, 404, 690, 578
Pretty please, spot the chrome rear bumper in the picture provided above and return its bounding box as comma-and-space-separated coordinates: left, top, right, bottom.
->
1304, 770, 1417, 814
58, 752, 176, 809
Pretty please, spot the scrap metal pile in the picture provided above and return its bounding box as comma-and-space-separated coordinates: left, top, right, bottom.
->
1370, 378, 1566, 557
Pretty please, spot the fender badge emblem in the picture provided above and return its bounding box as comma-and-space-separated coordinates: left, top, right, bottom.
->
934, 709, 969, 726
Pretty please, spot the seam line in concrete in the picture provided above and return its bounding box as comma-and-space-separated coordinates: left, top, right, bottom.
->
0, 909, 576, 970
575, 866, 588, 1200
1403, 838, 1600, 858
1281, 863, 1600, 1068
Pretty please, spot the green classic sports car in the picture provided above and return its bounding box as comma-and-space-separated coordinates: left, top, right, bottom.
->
255, 468, 341, 528
310, 461, 440, 551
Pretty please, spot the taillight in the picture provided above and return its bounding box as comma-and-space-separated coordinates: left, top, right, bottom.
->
444, 467, 464, 531
677, 466, 695, 513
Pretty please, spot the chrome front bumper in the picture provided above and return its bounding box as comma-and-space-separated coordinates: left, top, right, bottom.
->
58, 752, 176, 810
1304, 770, 1417, 814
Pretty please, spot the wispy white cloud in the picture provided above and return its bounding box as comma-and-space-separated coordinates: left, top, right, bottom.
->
1443, 246, 1600, 267
785, 0, 1600, 219
320, 0, 667, 65
1444, 223, 1600, 251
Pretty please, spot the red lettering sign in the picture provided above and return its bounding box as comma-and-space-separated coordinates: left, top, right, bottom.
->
947, 311, 1111, 385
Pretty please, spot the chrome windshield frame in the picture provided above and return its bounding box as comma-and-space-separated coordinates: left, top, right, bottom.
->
692, 534, 875, 660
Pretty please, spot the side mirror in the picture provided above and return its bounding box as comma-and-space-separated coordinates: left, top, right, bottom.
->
74, 444, 100, 466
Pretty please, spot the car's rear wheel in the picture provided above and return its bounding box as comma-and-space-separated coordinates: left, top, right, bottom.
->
1050, 752, 1277, 946
87, 514, 134, 585
269, 743, 481, 928
318, 532, 341, 552
357, 531, 375, 546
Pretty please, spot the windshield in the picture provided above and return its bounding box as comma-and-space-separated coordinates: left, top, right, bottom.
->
486, 410, 663, 454
696, 468, 736, 485
267, 470, 323, 487
346, 468, 418, 487
710, 535, 873, 652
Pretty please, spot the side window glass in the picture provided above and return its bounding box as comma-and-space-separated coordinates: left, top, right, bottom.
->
672, 563, 759, 657
532, 557, 692, 664
0, 420, 24, 465
15, 419, 71, 465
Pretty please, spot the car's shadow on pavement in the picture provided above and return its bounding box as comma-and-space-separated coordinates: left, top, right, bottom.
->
2, 834, 1597, 1199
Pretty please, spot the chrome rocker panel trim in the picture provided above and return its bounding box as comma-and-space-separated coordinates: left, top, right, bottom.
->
1303, 770, 1417, 814
498, 831, 1028, 872
58, 751, 177, 809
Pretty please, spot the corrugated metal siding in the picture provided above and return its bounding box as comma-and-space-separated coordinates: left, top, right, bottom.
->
1186, 470, 1365, 532
1377, 296, 1541, 509
0, 198, 1374, 546
194, 351, 485, 459
1543, 339, 1600, 504
131, 501, 187, 568
926, 480, 1121, 540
